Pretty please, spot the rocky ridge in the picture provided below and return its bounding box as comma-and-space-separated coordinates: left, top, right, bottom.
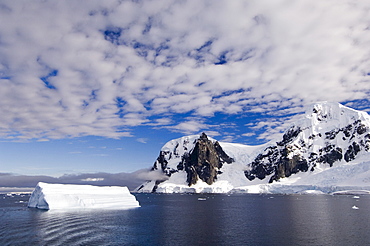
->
245, 102, 370, 183
136, 102, 370, 193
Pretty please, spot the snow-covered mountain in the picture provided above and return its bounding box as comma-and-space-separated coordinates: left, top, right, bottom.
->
136, 102, 370, 194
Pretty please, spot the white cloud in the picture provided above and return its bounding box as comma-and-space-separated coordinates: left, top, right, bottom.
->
204, 131, 221, 138
135, 168, 169, 182
220, 135, 237, 143
136, 138, 148, 144
81, 177, 104, 182
167, 119, 209, 135
0, 0, 369, 142
36, 138, 50, 142
145, 117, 172, 126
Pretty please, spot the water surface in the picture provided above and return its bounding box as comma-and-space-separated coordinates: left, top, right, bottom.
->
1, 193, 369, 245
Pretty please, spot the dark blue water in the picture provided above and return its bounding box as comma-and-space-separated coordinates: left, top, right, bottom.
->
1, 193, 370, 246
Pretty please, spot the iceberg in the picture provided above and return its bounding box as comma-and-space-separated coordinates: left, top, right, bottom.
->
28, 182, 140, 210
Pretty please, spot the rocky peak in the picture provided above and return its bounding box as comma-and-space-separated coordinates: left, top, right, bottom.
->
182, 133, 234, 185
150, 133, 234, 189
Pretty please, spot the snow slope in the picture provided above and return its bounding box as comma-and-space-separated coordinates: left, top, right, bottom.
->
28, 182, 140, 210
136, 102, 370, 194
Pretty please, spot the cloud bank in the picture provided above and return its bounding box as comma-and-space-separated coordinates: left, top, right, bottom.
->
0, 169, 158, 191
0, 0, 369, 141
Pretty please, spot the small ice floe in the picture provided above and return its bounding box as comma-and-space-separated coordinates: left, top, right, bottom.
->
353, 196, 360, 199
198, 197, 207, 201
299, 190, 325, 195
352, 205, 359, 210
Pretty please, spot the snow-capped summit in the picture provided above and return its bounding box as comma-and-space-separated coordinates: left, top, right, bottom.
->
245, 102, 370, 183
136, 102, 370, 194
304, 101, 370, 132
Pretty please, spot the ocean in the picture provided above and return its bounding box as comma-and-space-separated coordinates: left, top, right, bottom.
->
1, 192, 370, 246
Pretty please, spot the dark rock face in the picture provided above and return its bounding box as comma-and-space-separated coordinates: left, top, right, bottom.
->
245, 142, 309, 183
245, 127, 310, 183
317, 145, 343, 167
182, 133, 234, 185
245, 119, 370, 183
277, 126, 301, 146
150, 133, 234, 189
344, 142, 361, 162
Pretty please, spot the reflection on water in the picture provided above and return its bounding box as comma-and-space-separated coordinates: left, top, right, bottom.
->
1, 193, 370, 246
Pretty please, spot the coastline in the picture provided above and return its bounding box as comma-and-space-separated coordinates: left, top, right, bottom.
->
0, 187, 34, 194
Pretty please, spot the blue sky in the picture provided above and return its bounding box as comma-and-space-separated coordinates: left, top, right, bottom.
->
0, 0, 370, 186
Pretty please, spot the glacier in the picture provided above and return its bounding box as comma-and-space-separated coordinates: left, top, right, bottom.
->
28, 182, 140, 210
136, 102, 370, 194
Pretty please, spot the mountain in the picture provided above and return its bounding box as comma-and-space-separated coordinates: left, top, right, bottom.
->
136, 102, 370, 194
245, 102, 370, 183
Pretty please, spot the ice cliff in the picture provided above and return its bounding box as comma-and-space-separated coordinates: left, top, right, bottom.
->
136, 102, 370, 194
28, 182, 140, 210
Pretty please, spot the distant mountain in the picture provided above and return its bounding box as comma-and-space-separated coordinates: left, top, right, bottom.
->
136, 102, 370, 194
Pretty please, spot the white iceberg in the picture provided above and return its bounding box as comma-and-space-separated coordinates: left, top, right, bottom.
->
28, 182, 140, 210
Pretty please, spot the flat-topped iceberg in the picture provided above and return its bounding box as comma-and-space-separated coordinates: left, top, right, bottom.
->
28, 182, 140, 210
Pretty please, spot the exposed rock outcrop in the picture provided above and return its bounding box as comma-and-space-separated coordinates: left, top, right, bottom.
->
182, 133, 234, 185
141, 133, 234, 192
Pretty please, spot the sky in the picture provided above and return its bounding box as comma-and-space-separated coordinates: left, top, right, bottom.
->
0, 0, 370, 188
